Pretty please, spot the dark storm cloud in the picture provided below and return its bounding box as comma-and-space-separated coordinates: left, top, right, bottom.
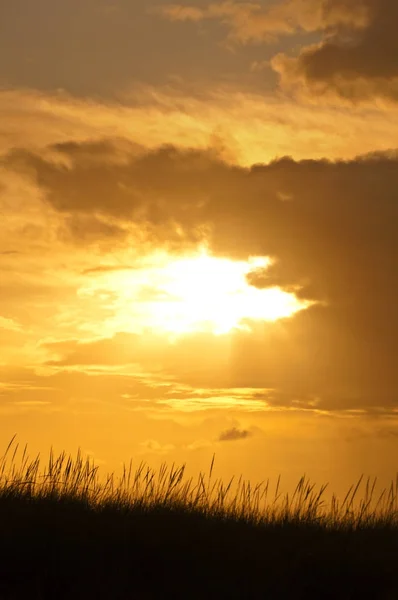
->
3, 140, 398, 411
273, 0, 398, 101
218, 427, 251, 442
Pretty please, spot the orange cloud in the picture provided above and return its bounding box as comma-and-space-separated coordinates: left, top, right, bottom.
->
159, 0, 370, 43
2, 87, 398, 165
160, 5, 204, 22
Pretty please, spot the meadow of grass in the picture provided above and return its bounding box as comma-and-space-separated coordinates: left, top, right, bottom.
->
0, 436, 397, 599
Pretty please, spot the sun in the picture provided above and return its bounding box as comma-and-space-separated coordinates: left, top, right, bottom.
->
134, 250, 308, 335
149, 253, 300, 335
80, 249, 310, 337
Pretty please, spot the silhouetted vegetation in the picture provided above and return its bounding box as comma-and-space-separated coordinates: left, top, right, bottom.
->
0, 436, 397, 599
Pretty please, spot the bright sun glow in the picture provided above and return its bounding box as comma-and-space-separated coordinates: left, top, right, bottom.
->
80, 250, 310, 337
149, 253, 305, 335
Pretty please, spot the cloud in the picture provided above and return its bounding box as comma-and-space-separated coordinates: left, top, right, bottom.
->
0, 317, 21, 332
272, 0, 398, 102
2, 139, 398, 413
44, 334, 142, 367
2, 87, 398, 167
218, 426, 252, 441
160, 5, 204, 22
42, 332, 237, 389
159, 0, 370, 43
186, 438, 213, 450
140, 439, 175, 454
81, 265, 137, 275
159, 1, 398, 102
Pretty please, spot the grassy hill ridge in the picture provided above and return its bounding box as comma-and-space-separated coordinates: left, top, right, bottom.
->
0, 438, 397, 599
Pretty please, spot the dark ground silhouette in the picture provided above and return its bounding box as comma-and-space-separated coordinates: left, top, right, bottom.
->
1, 492, 398, 599
0, 442, 397, 599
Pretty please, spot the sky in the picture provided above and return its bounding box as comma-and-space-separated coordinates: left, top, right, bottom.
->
1, 0, 398, 497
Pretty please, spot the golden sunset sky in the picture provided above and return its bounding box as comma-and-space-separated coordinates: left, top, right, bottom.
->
1, 0, 398, 495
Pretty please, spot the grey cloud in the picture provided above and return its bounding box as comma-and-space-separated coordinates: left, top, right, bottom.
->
273, 0, 398, 101
218, 427, 252, 442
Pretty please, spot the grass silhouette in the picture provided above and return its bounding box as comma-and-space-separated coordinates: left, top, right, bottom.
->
0, 436, 397, 599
